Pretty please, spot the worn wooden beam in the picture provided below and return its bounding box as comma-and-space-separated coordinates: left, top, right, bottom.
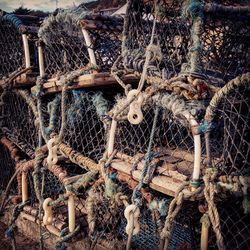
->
31, 72, 139, 95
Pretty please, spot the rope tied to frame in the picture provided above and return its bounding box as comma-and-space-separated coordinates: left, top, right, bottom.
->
203, 168, 225, 250
160, 182, 202, 250
123, 106, 159, 249
5, 200, 30, 249
55, 225, 81, 250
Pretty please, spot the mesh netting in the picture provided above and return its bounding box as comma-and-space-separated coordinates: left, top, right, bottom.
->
123, 0, 190, 78
40, 13, 90, 78
0, 90, 38, 157
39, 12, 122, 78
114, 103, 203, 179
0, 143, 17, 193
201, 8, 250, 82
63, 90, 111, 162
121, 0, 250, 84
86, 15, 122, 72
39, 89, 113, 162
0, 15, 24, 79
209, 197, 250, 250
210, 84, 250, 176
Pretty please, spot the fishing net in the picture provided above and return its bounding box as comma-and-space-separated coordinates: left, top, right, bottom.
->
0, 89, 38, 157
0, 14, 24, 79
209, 83, 250, 176
38, 89, 113, 163
209, 197, 250, 250
120, 0, 249, 87
200, 4, 250, 82
39, 12, 122, 78
122, 0, 190, 79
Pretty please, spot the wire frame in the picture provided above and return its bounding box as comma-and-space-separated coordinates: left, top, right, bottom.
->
210, 84, 250, 176
0, 16, 24, 79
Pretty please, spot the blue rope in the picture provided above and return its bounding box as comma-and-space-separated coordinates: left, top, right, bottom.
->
132, 106, 159, 204
182, 0, 204, 20
1, 14, 24, 30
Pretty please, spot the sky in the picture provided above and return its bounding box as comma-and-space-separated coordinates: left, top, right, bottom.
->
0, 0, 91, 12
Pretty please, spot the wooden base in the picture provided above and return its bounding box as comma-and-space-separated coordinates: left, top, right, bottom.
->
31, 72, 139, 95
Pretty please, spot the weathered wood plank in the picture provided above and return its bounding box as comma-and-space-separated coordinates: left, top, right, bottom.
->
31, 72, 139, 95
110, 159, 185, 197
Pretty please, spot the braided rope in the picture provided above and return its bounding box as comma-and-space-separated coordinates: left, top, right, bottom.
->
203, 169, 225, 250
160, 182, 202, 250
131, 105, 159, 205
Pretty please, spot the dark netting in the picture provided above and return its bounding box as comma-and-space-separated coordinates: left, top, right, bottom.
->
86, 15, 122, 72
210, 85, 250, 176
114, 105, 203, 179
39, 12, 90, 78
0, 143, 17, 193
209, 197, 250, 250
40, 12, 122, 78
0, 15, 24, 79
39, 89, 113, 163
63, 90, 110, 162
1, 90, 38, 157
201, 10, 250, 83
123, 0, 191, 78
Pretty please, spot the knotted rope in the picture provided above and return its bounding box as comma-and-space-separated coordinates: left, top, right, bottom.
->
203, 168, 225, 250
160, 182, 202, 250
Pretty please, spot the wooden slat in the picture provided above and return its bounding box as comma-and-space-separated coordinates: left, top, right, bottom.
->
31, 72, 139, 95
0, 72, 37, 88
111, 159, 185, 197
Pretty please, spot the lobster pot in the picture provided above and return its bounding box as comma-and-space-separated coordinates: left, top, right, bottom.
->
209, 83, 250, 176
200, 2, 250, 83
39, 12, 122, 78
123, 0, 191, 78
0, 90, 39, 157
112, 103, 205, 180
0, 13, 39, 80
39, 89, 113, 163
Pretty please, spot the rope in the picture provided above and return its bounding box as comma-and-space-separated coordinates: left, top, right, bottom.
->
39, 168, 45, 250
203, 168, 225, 250
131, 105, 159, 205
205, 72, 250, 122
204, 72, 250, 166
5, 200, 30, 249
160, 182, 202, 250
55, 225, 80, 250
0, 13, 25, 31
